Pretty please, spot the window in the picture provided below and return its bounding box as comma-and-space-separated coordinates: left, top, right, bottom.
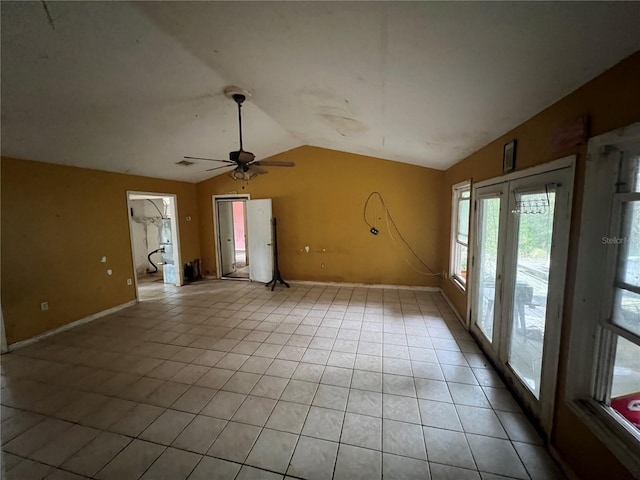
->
450, 181, 471, 289
568, 123, 640, 474
594, 148, 640, 429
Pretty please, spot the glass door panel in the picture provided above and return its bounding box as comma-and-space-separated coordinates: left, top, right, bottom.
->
475, 195, 502, 342
507, 190, 556, 398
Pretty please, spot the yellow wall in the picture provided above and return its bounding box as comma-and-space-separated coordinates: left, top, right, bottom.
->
1, 158, 200, 345
441, 51, 640, 480
196, 146, 444, 287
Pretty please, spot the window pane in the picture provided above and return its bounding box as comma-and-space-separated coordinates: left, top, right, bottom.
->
461, 189, 471, 199
457, 198, 470, 244
508, 191, 556, 398
617, 201, 640, 286
612, 288, 640, 338
610, 336, 640, 431
454, 243, 468, 283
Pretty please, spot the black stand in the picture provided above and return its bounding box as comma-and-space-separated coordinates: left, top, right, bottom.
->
266, 217, 290, 291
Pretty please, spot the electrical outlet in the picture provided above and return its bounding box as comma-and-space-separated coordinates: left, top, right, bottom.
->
41, 302, 49, 311
127, 278, 132, 286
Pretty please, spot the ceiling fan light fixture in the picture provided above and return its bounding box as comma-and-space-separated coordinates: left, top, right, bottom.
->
231, 168, 245, 180
229, 168, 257, 182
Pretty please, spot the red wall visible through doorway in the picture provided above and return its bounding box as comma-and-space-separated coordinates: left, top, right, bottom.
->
232, 201, 245, 251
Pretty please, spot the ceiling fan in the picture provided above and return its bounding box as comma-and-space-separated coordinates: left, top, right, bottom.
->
184, 87, 295, 181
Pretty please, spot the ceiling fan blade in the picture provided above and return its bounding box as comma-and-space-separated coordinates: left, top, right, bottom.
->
186, 156, 234, 163
185, 156, 235, 164
206, 165, 235, 172
253, 161, 295, 167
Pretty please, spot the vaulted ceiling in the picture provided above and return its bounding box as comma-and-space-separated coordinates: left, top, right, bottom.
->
2, 2, 639, 182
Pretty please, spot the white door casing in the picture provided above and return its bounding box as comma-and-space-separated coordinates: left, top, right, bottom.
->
212, 194, 250, 279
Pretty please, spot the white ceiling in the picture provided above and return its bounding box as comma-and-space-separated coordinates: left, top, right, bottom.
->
2, 2, 639, 183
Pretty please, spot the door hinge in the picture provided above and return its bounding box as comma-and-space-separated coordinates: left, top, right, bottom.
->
472, 256, 475, 267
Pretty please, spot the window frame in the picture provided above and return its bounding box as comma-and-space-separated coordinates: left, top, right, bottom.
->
567, 122, 640, 475
450, 180, 471, 291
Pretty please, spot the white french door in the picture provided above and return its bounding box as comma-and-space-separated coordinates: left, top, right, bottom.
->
469, 160, 574, 436
470, 183, 508, 349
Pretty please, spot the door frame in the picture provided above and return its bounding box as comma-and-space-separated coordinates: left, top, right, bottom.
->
126, 191, 183, 301
466, 155, 575, 437
213, 194, 250, 279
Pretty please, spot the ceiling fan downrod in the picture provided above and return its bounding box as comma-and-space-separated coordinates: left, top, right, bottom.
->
233, 93, 245, 151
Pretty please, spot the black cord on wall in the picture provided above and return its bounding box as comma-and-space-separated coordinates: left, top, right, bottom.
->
147, 199, 166, 219
363, 191, 441, 276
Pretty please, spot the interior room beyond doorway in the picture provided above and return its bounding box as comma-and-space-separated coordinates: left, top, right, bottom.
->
127, 192, 182, 301
215, 196, 250, 280
229, 201, 249, 278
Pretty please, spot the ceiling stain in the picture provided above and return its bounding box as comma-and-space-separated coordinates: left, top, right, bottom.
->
320, 114, 367, 137
299, 89, 352, 117
425, 130, 492, 155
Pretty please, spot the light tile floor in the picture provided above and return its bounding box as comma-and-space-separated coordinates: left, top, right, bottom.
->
1, 280, 565, 480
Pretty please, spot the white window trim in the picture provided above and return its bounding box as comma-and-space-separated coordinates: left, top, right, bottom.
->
567, 121, 640, 476
450, 180, 471, 291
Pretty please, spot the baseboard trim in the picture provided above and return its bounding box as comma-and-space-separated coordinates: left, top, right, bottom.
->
549, 445, 580, 480
439, 289, 467, 328
7, 300, 137, 353
288, 280, 440, 292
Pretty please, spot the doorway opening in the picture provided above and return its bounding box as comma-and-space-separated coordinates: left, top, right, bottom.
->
213, 195, 274, 283
214, 195, 250, 280
127, 192, 182, 301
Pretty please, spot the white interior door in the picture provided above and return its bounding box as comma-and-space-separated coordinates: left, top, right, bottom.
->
218, 201, 236, 276
246, 199, 273, 283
